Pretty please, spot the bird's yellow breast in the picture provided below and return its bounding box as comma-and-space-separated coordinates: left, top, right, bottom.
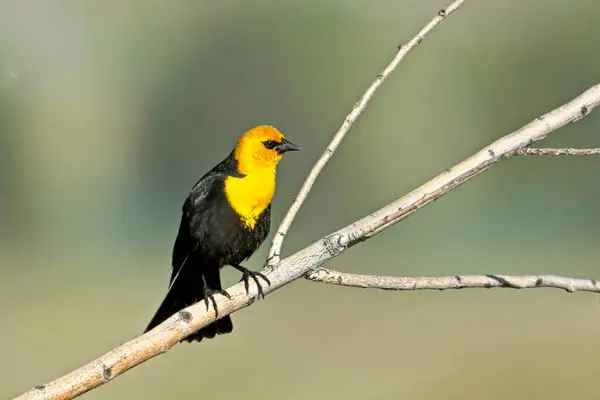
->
224, 168, 276, 229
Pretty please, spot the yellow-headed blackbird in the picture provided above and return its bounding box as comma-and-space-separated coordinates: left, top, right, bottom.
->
144, 125, 300, 342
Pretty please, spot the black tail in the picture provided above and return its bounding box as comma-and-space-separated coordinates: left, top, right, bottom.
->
143, 264, 233, 343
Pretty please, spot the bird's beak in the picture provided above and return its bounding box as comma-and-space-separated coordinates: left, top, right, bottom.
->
275, 138, 302, 154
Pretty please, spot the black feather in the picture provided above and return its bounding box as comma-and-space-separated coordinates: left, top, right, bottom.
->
144, 150, 270, 343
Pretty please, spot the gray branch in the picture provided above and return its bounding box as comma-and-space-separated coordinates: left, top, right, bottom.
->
307, 269, 600, 294
517, 147, 600, 156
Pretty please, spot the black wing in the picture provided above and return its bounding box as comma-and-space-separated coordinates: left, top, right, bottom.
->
168, 153, 241, 287
168, 173, 219, 288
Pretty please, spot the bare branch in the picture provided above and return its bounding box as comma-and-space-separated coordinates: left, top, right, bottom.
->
266, 0, 468, 265
516, 147, 600, 156
306, 268, 600, 294
322, 83, 600, 244
13, 0, 600, 397
16, 81, 600, 400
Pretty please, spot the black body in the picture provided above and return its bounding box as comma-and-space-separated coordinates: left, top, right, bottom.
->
144, 151, 270, 342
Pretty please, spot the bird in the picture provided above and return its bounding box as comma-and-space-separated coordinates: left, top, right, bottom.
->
143, 125, 300, 343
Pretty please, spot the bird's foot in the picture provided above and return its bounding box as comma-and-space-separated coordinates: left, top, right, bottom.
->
202, 288, 232, 319
233, 265, 271, 299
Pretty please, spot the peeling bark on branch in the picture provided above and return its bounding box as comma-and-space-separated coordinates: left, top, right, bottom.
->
516, 148, 600, 156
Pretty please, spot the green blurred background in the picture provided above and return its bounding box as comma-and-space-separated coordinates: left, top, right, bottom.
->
2, 1, 600, 399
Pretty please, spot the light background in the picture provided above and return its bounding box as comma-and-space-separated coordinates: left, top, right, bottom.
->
1, 1, 600, 399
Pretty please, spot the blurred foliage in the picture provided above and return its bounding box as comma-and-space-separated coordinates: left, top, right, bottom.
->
1, 0, 600, 399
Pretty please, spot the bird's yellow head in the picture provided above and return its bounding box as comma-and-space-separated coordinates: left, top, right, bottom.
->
233, 125, 300, 175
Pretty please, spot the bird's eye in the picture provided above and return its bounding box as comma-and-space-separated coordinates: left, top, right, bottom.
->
263, 140, 279, 149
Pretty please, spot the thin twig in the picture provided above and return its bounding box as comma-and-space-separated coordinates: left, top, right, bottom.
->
306, 268, 600, 294
517, 147, 600, 156
266, 0, 468, 265
15, 80, 600, 400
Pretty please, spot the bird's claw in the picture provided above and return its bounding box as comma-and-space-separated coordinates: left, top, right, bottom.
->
202, 289, 232, 319
239, 270, 271, 300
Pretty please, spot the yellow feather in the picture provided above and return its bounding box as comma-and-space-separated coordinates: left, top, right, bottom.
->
224, 168, 276, 229
224, 125, 285, 229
